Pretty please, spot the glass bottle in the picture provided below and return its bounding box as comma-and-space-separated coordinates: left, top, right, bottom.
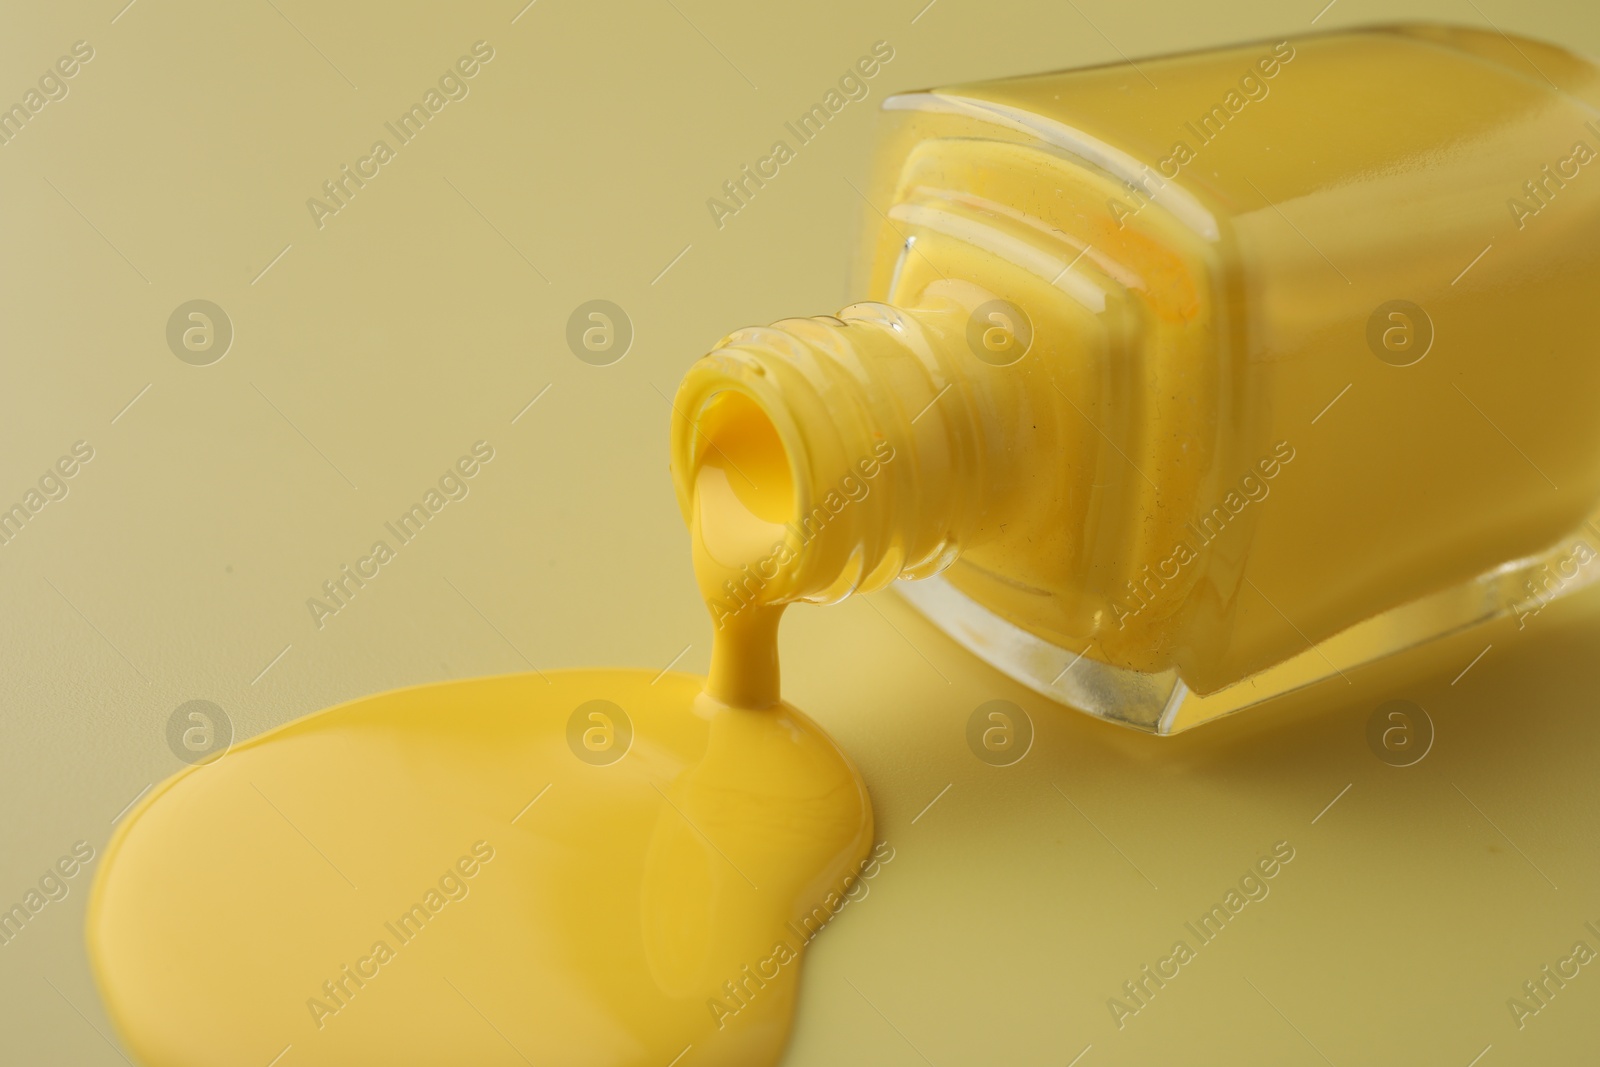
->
671, 24, 1600, 733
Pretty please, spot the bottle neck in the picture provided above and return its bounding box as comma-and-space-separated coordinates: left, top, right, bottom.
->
672, 287, 1029, 611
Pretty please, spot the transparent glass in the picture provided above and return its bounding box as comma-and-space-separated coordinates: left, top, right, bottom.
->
673, 25, 1600, 732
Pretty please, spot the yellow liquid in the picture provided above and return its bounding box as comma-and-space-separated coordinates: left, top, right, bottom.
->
88, 395, 869, 1064
693, 390, 797, 710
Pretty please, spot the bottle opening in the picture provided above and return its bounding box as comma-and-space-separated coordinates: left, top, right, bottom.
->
673, 308, 980, 608
690, 388, 804, 591
695, 389, 796, 528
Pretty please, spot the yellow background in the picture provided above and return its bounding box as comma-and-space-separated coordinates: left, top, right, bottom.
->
3, 0, 1598, 1062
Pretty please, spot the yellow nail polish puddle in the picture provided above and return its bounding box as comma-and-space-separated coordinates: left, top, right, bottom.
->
89, 677, 872, 1065
87, 396, 872, 1064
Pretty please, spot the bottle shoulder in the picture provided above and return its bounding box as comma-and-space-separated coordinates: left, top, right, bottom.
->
869, 24, 1600, 246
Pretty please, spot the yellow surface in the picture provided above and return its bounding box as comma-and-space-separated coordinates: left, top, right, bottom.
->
3, 1, 1600, 1065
